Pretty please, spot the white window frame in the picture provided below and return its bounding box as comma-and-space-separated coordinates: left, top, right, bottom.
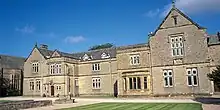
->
29, 81, 34, 91
36, 80, 41, 91
50, 64, 62, 74
92, 77, 101, 89
92, 63, 100, 71
171, 36, 184, 57
101, 53, 110, 59
32, 62, 39, 73
163, 70, 173, 88
187, 68, 198, 87
130, 55, 140, 65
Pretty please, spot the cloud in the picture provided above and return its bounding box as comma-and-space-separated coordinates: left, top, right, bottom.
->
145, 0, 220, 18
64, 36, 85, 43
15, 25, 35, 34
175, 0, 220, 14
144, 9, 160, 18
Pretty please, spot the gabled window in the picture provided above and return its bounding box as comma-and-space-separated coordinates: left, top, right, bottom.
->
32, 62, 39, 73
171, 36, 184, 56
92, 77, 101, 89
101, 53, 110, 59
130, 55, 140, 65
92, 63, 100, 71
83, 54, 90, 61
163, 70, 173, 87
187, 68, 198, 87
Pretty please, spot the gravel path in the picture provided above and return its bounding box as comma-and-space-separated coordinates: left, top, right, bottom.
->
203, 104, 220, 110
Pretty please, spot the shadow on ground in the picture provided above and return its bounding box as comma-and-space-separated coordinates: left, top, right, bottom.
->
194, 97, 220, 105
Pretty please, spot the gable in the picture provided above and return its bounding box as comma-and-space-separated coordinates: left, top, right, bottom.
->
51, 50, 61, 57
25, 47, 45, 63
152, 7, 205, 36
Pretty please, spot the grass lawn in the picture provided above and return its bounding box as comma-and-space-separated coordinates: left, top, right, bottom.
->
61, 103, 202, 110
0, 100, 11, 103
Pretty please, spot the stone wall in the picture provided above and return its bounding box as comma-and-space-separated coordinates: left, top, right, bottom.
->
0, 100, 52, 110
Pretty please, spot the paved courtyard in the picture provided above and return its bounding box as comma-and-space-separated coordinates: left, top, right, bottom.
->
0, 96, 220, 110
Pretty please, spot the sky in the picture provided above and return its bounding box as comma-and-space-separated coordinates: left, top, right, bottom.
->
0, 0, 220, 58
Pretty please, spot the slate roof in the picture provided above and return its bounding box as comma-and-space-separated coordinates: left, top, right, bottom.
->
0, 54, 25, 69
72, 47, 116, 61
117, 43, 149, 50
208, 35, 220, 45
38, 48, 54, 58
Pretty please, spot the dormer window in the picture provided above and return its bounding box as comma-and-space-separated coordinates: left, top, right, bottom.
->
83, 54, 90, 61
101, 53, 110, 59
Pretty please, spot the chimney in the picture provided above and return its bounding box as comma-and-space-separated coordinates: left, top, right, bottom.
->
40, 44, 48, 50
218, 32, 220, 41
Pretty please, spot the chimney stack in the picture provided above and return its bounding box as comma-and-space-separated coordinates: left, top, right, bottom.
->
40, 44, 48, 50
217, 32, 220, 41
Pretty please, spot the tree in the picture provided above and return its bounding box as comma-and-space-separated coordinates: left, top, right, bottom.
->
88, 43, 114, 51
207, 66, 220, 89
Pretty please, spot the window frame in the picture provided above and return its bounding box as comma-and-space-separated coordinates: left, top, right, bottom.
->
36, 80, 41, 91
29, 81, 34, 91
170, 36, 184, 57
130, 55, 140, 65
50, 64, 62, 74
163, 70, 173, 88
187, 68, 198, 87
92, 77, 101, 89
92, 63, 100, 71
32, 62, 39, 73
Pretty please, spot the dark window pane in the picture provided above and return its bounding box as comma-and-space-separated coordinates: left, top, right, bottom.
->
144, 77, 147, 89
193, 76, 197, 85
188, 76, 192, 86
129, 78, 132, 89
133, 78, 137, 89
169, 77, 173, 86
164, 77, 168, 86
137, 77, 141, 89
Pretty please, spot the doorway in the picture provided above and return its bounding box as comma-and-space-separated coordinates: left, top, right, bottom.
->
51, 86, 54, 96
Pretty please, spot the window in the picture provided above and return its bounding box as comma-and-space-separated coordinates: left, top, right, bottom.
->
129, 78, 132, 89
163, 70, 173, 87
171, 36, 184, 56
173, 17, 178, 25
144, 77, 148, 89
50, 64, 62, 74
101, 53, 110, 59
29, 81, 34, 90
32, 62, 39, 73
92, 63, 100, 71
130, 55, 140, 65
75, 78, 79, 87
36, 80, 41, 91
187, 68, 198, 86
92, 78, 101, 89
129, 77, 141, 90
57, 86, 61, 90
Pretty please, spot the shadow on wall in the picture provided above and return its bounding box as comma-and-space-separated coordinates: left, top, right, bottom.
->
194, 97, 220, 105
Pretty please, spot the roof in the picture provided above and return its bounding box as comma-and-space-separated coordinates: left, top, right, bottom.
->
38, 48, 54, 58
72, 47, 116, 61
151, 7, 205, 36
208, 35, 220, 46
117, 43, 149, 50
0, 54, 25, 69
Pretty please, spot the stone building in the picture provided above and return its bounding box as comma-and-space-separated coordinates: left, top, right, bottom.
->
0, 54, 25, 96
23, 6, 220, 97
